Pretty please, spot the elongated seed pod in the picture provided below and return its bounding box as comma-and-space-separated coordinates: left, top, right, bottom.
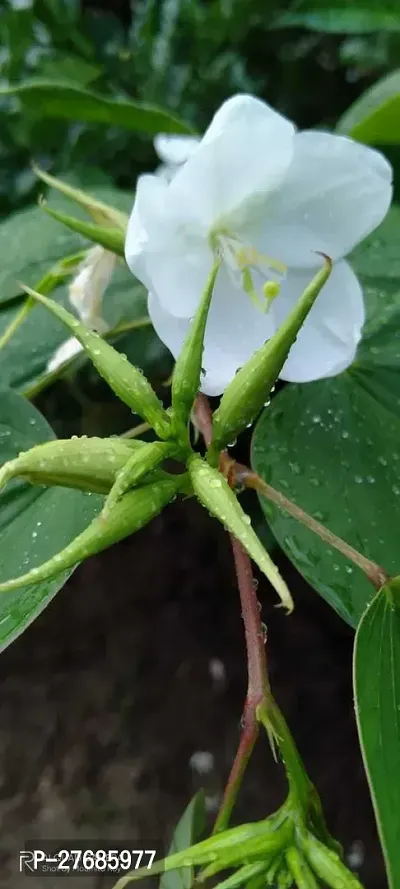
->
113, 814, 292, 888
171, 261, 219, 432
212, 861, 267, 889
102, 440, 177, 516
0, 477, 181, 593
189, 455, 293, 612
285, 846, 319, 889
210, 258, 331, 456
302, 833, 364, 889
20, 285, 172, 440
42, 205, 125, 256
0, 437, 147, 495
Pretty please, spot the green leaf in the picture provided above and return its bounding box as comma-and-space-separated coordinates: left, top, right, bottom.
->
159, 792, 205, 889
0, 388, 102, 651
337, 70, 400, 144
36, 54, 102, 87
0, 80, 194, 136
274, 7, 400, 34
354, 580, 400, 889
251, 211, 400, 627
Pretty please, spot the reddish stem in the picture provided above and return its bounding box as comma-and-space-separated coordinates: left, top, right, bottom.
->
193, 396, 271, 832
230, 536, 269, 701
213, 538, 270, 833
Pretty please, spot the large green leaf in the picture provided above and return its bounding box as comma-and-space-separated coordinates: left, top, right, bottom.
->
0, 81, 194, 136
251, 210, 400, 627
159, 793, 205, 889
274, 7, 400, 33
337, 70, 400, 144
354, 581, 400, 889
0, 389, 102, 650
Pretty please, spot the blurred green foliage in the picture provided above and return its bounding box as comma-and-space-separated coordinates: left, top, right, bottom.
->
1, 0, 400, 215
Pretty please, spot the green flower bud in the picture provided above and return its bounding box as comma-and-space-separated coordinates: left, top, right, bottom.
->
171, 261, 219, 436
0, 436, 147, 495
302, 833, 364, 889
285, 846, 319, 889
33, 164, 128, 229
40, 203, 125, 257
102, 440, 178, 516
20, 285, 172, 441
0, 476, 182, 594
210, 257, 332, 455
188, 455, 293, 612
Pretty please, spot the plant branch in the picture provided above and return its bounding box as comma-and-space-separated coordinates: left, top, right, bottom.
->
194, 394, 388, 590
120, 421, 151, 439
213, 539, 269, 833
193, 397, 271, 831
235, 463, 388, 590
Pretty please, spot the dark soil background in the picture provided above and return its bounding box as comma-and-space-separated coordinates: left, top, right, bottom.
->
0, 498, 386, 888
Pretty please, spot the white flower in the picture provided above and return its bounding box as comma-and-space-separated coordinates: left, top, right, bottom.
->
46, 246, 116, 374
154, 133, 200, 181
126, 94, 392, 396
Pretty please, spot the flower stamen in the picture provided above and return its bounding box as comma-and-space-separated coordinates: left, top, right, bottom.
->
212, 230, 286, 312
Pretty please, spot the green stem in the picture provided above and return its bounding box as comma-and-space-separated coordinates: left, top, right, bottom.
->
0, 251, 86, 352
257, 700, 311, 814
120, 422, 152, 439
0, 297, 34, 351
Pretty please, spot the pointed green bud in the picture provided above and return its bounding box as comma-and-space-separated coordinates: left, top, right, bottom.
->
102, 440, 177, 517
188, 455, 293, 612
40, 202, 125, 257
171, 261, 219, 435
212, 861, 267, 889
276, 866, 294, 889
265, 856, 283, 886
302, 833, 364, 889
210, 257, 332, 455
113, 816, 291, 888
33, 164, 128, 229
197, 828, 290, 878
0, 436, 147, 495
285, 847, 319, 889
20, 285, 172, 440
0, 477, 182, 594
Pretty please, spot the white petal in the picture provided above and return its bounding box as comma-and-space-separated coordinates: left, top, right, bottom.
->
148, 264, 276, 396
125, 174, 169, 291
69, 246, 115, 330
126, 174, 214, 317
154, 134, 201, 166
271, 260, 364, 382
262, 131, 392, 266
168, 94, 295, 230
46, 337, 83, 373
126, 97, 295, 319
